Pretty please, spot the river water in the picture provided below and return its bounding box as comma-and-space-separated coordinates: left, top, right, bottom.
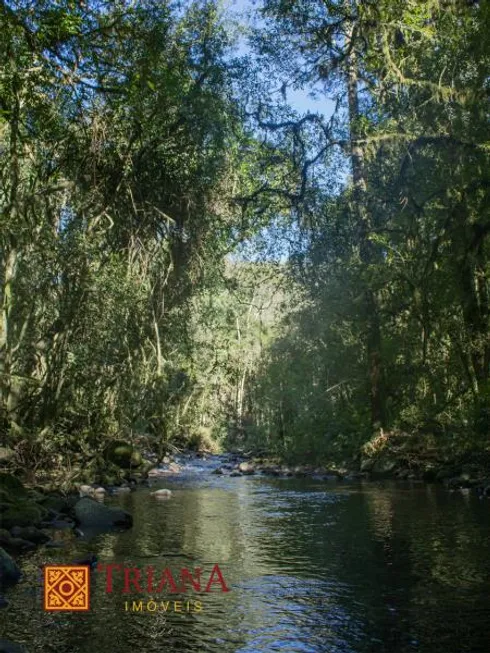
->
1, 455, 490, 652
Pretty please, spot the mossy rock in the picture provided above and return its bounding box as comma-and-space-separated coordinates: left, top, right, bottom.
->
0, 546, 21, 587
0, 473, 27, 497
0, 488, 15, 514
74, 497, 132, 529
105, 441, 142, 469
1, 501, 47, 529
38, 495, 72, 515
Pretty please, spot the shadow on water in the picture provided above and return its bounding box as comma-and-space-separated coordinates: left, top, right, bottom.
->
1, 464, 490, 652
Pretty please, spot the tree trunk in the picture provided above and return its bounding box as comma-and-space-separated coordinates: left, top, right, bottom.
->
345, 8, 385, 427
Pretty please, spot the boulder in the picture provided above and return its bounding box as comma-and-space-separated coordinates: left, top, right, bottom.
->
38, 494, 73, 515
212, 467, 224, 475
74, 497, 132, 529
238, 462, 255, 475
230, 471, 242, 477
0, 547, 21, 587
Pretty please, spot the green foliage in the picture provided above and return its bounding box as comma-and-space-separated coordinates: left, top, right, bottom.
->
0, 0, 278, 469
241, 0, 490, 464
0, 0, 488, 476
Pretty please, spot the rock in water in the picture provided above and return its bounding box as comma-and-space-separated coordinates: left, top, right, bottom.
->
74, 497, 132, 530
0, 547, 21, 588
150, 489, 172, 498
238, 462, 255, 475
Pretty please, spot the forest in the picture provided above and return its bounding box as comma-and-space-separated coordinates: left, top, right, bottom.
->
1, 0, 489, 483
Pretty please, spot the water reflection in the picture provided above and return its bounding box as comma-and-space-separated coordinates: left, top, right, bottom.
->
1, 473, 490, 652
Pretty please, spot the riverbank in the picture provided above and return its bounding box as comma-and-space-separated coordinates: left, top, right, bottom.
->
2, 434, 490, 577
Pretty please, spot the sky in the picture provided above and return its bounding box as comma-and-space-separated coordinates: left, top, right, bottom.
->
220, 0, 345, 263
221, 0, 336, 119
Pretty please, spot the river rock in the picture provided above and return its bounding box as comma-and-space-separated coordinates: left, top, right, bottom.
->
10, 526, 50, 545
260, 465, 281, 476
212, 467, 224, 475
151, 488, 172, 498
0, 547, 21, 587
238, 462, 255, 475
168, 462, 181, 473
230, 470, 242, 477
74, 497, 132, 529
293, 466, 308, 477
148, 468, 168, 477
111, 486, 131, 495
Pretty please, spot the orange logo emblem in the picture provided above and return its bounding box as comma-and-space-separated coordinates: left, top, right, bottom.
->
44, 566, 90, 611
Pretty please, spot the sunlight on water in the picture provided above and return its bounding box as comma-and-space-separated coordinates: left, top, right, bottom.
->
2, 460, 490, 652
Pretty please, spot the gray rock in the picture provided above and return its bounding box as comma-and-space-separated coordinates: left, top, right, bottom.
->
230, 471, 242, 477
212, 467, 224, 475
0, 547, 21, 587
74, 497, 132, 530
238, 462, 255, 475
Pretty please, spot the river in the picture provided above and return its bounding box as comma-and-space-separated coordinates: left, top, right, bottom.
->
1, 455, 490, 652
